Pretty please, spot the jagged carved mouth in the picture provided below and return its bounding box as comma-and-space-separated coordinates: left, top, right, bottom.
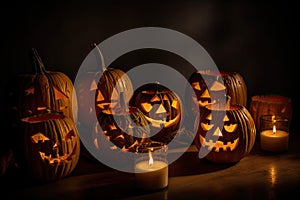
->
39, 142, 77, 166
32, 130, 78, 166
199, 135, 239, 152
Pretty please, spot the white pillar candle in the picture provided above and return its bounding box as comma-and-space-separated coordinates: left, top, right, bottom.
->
260, 125, 289, 152
135, 160, 168, 190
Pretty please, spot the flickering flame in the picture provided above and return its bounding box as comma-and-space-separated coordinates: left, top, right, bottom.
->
273, 125, 276, 134
148, 150, 153, 166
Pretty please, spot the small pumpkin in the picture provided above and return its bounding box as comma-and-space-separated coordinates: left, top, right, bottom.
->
129, 82, 182, 144
195, 97, 256, 163
186, 70, 247, 118
16, 112, 80, 182
249, 95, 292, 137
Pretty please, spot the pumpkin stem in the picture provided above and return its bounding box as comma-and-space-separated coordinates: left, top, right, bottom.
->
91, 43, 106, 72
31, 48, 47, 74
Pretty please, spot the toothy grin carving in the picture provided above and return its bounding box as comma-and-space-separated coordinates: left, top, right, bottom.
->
199, 135, 239, 152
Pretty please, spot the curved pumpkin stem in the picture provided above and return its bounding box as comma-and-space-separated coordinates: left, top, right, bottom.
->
32, 48, 47, 74
91, 43, 106, 72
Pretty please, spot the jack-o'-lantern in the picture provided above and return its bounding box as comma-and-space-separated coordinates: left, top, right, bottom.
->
93, 44, 134, 116
195, 98, 256, 163
94, 105, 150, 153
16, 112, 80, 182
129, 82, 182, 144
186, 70, 247, 118
8, 48, 77, 124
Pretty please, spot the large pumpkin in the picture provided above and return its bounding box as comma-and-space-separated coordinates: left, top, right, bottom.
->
16, 113, 80, 182
195, 99, 256, 163
8, 48, 77, 121
129, 82, 182, 144
186, 70, 247, 118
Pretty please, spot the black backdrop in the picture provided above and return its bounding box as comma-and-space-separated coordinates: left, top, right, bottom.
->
0, 0, 297, 142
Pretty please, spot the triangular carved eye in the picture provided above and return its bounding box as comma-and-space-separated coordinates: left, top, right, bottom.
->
201, 89, 210, 98
224, 124, 238, 132
155, 104, 166, 114
224, 115, 230, 121
141, 103, 152, 112
151, 95, 161, 102
163, 95, 169, 101
192, 82, 201, 91
211, 81, 226, 91
54, 86, 68, 100
31, 132, 50, 143
96, 90, 105, 101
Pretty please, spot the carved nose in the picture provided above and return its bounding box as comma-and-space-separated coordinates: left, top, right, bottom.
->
213, 127, 223, 137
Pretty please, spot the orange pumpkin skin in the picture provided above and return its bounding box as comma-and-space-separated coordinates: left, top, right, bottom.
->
16, 113, 80, 182
9, 48, 77, 121
129, 83, 182, 144
249, 95, 292, 135
187, 70, 247, 118
195, 104, 256, 163
95, 106, 150, 153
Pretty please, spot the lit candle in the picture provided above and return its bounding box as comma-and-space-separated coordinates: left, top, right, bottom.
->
134, 150, 168, 191
260, 124, 289, 152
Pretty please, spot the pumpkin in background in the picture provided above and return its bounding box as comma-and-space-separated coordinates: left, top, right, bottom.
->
186, 70, 247, 118
8, 48, 78, 122
249, 95, 292, 138
195, 97, 256, 163
129, 82, 182, 144
93, 44, 134, 117
16, 113, 80, 182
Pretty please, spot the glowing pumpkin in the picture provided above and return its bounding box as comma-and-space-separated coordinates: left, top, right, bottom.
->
187, 70, 247, 118
129, 82, 182, 144
93, 44, 133, 116
195, 99, 256, 163
16, 113, 80, 182
94, 105, 150, 153
9, 48, 77, 121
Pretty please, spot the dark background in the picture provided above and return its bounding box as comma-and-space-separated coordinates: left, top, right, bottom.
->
0, 0, 297, 158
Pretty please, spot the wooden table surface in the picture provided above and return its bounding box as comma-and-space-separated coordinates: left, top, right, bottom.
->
1, 133, 300, 200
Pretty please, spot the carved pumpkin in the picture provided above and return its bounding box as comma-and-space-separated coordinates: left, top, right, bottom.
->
129, 82, 182, 144
94, 105, 150, 153
16, 113, 80, 182
93, 44, 134, 117
187, 70, 247, 118
8, 48, 78, 121
195, 98, 256, 163
249, 95, 292, 139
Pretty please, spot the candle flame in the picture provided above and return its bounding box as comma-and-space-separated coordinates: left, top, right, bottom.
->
148, 150, 153, 166
273, 125, 276, 134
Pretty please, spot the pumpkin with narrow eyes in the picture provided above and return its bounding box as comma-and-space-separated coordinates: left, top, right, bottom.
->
129, 82, 182, 144
195, 99, 256, 163
15, 113, 80, 182
186, 70, 247, 118
9, 48, 77, 121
